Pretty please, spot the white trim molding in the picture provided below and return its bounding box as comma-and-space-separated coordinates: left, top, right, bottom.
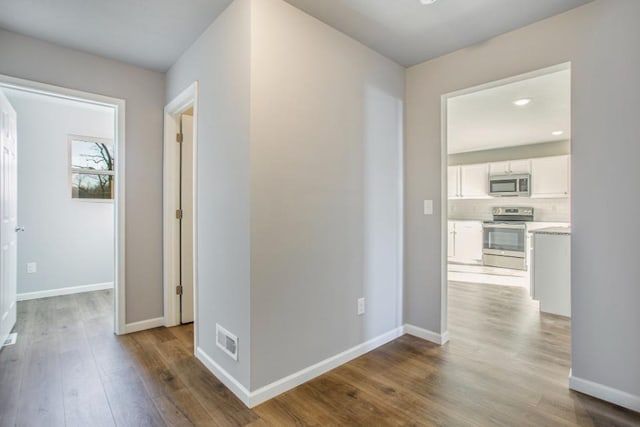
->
569, 371, 640, 413
163, 82, 199, 344
124, 317, 165, 334
196, 347, 253, 407
17, 282, 114, 301
197, 326, 405, 408
403, 324, 450, 345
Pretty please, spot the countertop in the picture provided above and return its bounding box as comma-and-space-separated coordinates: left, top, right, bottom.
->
529, 226, 571, 235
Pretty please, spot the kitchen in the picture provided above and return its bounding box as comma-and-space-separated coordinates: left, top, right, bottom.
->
446, 66, 571, 320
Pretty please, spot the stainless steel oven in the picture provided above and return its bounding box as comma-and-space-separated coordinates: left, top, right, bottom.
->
482, 207, 533, 270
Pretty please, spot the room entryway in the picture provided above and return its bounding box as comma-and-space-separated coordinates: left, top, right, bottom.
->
163, 83, 198, 332
0, 75, 126, 341
441, 63, 573, 381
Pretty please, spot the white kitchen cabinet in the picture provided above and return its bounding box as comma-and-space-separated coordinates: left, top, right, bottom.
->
459, 164, 489, 198
448, 221, 483, 264
448, 166, 460, 199
509, 159, 532, 174
530, 231, 571, 317
531, 155, 570, 198
489, 159, 531, 175
447, 222, 455, 258
489, 161, 510, 176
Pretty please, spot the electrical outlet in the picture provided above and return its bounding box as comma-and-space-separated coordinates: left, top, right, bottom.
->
26, 262, 37, 274
357, 297, 365, 315
423, 200, 433, 215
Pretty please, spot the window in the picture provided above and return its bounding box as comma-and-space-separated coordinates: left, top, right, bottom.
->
69, 136, 115, 200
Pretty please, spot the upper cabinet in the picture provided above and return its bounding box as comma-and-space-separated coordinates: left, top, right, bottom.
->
449, 164, 490, 199
489, 159, 531, 176
449, 155, 569, 199
448, 166, 460, 198
508, 159, 532, 175
531, 155, 570, 198
460, 164, 490, 198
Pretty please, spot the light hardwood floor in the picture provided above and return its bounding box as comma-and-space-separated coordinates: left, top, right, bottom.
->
1, 285, 638, 426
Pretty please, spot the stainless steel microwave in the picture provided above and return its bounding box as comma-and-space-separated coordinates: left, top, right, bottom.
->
489, 174, 531, 197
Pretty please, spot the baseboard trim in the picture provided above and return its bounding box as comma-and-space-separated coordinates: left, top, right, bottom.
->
569, 371, 640, 412
124, 317, 165, 334
17, 282, 114, 301
197, 326, 404, 408
403, 324, 449, 345
250, 326, 404, 407
196, 347, 252, 407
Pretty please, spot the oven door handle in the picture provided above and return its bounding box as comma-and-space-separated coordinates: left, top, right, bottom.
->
482, 223, 526, 230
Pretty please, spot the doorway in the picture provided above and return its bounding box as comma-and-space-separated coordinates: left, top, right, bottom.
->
163, 83, 198, 342
0, 74, 126, 337
441, 63, 572, 367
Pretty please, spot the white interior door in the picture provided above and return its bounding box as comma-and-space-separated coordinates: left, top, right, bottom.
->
0, 90, 18, 346
180, 114, 194, 324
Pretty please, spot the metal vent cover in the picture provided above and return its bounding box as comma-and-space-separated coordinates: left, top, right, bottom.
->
3, 332, 17, 347
216, 324, 238, 361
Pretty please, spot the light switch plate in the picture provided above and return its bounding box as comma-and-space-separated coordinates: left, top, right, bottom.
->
424, 200, 433, 215
26, 262, 37, 274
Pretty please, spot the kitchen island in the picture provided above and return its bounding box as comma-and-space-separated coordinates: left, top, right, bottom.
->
529, 227, 571, 317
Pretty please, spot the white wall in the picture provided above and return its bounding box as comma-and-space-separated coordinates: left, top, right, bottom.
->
0, 29, 165, 323
405, 0, 640, 408
165, 0, 404, 394
165, 0, 252, 388
6, 90, 114, 295
249, 0, 404, 390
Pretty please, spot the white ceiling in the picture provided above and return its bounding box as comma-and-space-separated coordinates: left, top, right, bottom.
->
0, 0, 592, 71
0, 0, 233, 71
3, 86, 114, 113
282, 0, 592, 66
447, 69, 571, 154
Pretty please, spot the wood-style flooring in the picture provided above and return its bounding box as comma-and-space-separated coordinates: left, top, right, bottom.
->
1, 285, 639, 426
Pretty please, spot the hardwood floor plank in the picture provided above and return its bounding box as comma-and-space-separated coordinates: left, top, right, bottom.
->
0, 299, 37, 427
3, 286, 639, 426
59, 344, 115, 426
15, 335, 65, 427
99, 366, 167, 427
153, 389, 217, 427
167, 357, 259, 426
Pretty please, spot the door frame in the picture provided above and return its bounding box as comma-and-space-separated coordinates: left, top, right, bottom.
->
0, 73, 127, 335
439, 62, 571, 336
163, 82, 198, 345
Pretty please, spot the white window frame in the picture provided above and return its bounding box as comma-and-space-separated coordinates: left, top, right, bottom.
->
69, 134, 115, 202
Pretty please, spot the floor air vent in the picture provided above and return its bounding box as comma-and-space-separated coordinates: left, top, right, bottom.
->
3, 332, 17, 347
216, 324, 238, 361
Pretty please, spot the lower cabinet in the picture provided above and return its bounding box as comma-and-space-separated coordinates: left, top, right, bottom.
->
448, 221, 483, 264
530, 232, 571, 317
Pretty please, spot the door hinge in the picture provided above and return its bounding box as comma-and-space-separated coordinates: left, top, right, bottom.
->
176, 285, 183, 295
176, 133, 183, 143
176, 209, 183, 220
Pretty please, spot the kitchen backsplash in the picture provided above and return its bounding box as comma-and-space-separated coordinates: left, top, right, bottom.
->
449, 197, 570, 222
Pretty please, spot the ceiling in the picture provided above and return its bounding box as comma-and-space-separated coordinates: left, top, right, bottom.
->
3, 86, 115, 114
0, 0, 592, 71
447, 69, 571, 154
282, 0, 592, 66
0, 0, 234, 71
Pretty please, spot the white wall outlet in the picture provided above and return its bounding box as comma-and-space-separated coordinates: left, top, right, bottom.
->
357, 297, 365, 315
423, 200, 433, 215
26, 262, 37, 274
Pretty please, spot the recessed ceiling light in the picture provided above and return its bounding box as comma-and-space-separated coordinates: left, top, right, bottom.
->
551, 130, 564, 136
513, 98, 532, 107
420, 0, 438, 4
